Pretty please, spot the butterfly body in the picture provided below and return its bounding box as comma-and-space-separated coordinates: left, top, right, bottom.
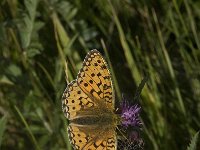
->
62, 50, 119, 150
70, 108, 117, 126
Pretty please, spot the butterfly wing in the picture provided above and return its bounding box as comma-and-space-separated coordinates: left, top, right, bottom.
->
77, 49, 115, 109
68, 125, 116, 150
62, 49, 115, 120
62, 81, 96, 120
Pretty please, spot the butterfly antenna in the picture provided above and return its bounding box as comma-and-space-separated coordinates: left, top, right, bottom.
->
116, 126, 135, 147
133, 75, 148, 103
116, 126, 129, 141
64, 60, 69, 84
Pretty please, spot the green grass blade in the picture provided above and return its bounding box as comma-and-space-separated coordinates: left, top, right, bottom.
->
109, 1, 141, 84
187, 131, 199, 150
14, 106, 41, 150
101, 39, 121, 100
18, 0, 39, 49
52, 12, 74, 82
184, 0, 200, 50
0, 116, 7, 147
152, 9, 186, 116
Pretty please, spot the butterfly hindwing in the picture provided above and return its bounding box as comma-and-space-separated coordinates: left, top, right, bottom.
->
62, 81, 96, 120
68, 125, 116, 150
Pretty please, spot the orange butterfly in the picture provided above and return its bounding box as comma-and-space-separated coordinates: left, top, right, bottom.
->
62, 50, 120, 150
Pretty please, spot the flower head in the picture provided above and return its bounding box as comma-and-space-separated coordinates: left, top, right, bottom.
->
119, 96, 144, 148
121, 100, 142, 128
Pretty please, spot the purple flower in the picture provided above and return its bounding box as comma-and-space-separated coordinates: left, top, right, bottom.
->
121, 100, 142, 128
118, 97, 144, 149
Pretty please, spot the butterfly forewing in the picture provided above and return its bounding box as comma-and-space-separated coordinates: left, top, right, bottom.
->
77, 50, 114, 109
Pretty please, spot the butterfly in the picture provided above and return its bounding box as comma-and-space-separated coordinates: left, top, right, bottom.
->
62, 49, 120, 150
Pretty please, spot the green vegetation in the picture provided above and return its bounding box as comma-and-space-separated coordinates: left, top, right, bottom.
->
0, 0, 199, 149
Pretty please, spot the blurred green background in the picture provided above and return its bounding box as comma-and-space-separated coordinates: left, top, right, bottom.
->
0, 0, 200, 149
